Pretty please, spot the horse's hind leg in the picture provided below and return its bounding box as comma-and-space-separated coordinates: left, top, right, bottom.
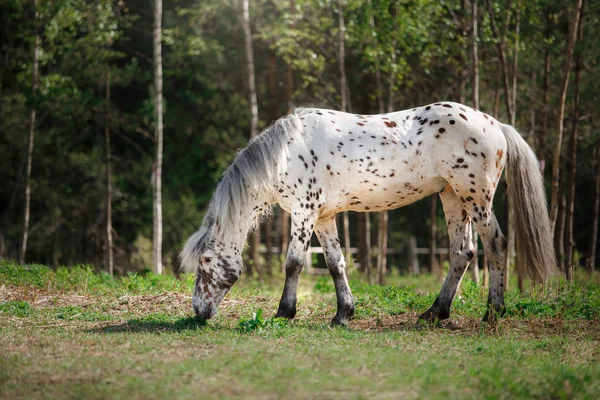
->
275, 210, 318, 320
419, 186, 475, 322
314, 218, 355, 326
470, 210, 507, 321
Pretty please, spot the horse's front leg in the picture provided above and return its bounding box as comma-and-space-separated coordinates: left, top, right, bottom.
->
274, 210, 318, 320
314, 218, 355, 326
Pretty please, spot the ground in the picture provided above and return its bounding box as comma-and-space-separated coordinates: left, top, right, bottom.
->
1, 263, 599, 399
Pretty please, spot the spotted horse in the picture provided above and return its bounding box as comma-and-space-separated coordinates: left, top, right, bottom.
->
180, 102, 556, 326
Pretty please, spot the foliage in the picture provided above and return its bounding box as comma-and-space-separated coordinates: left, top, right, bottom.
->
0, 261, 194, 295
0, 0, 598, 273
0, 300, 34, 317
238, 308, 288, 333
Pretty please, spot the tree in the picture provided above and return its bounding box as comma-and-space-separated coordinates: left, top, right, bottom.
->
337, 0, 352, 269
152, 0, 164, 274
242, 0, 261, 276
105, 70, 113, 275
471, 0, 481, 285
549, 0, 584, 237
19, 0, 40, 265
588, 142, 600, 273
564, 4, 585, 281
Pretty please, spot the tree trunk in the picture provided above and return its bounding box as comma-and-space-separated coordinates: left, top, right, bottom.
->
337, 0, 351, 265
504, 186, 513, 290
152, 0, 164, 274
510, 4, 521, 126
512, 3, 521, 290
485, 0, 519, 290
485, 0, 514, 123
367, 0, 383, 112
565, 12, 584, 282
550, 0, 584, 235
587, 142, 600, 274
387, 3, 399, 113
429, 196, 438, 277
368, 1, 387, 284
555, 190, 567, 275
343, 212, 351, 265
278, 0, 295, 270
243, 0, 261, 276
263, 49, 278, 276
337, 0, 347, 112
364, 213, 372, 284
376, 211, 388, 285
280, 209, 289, 273
472, 0, 479, 110
470, 0, 480, 284
493, 66, 501, 119
356, 212, 366, 273
243, 0, 258, 139
105, 71, 114, 276
539, 47, 550, 173
19, 0, 40, 265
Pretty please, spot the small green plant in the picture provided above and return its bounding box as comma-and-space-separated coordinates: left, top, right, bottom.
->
313, 275, 334, 294
0, 300, 34, 317
237, 308, 287, 333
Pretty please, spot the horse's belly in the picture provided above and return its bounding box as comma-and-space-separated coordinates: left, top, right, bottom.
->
348, 176, 446, 211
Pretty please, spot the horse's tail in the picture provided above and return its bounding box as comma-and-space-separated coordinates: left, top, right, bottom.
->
501, 123, 557, 283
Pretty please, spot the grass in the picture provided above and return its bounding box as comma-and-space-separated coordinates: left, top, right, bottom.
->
1, 261, 599, 399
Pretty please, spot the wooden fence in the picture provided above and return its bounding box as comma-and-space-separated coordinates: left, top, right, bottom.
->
260, 236, 484, 274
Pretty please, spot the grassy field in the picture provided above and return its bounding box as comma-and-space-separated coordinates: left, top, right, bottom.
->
1, 262, 599, 399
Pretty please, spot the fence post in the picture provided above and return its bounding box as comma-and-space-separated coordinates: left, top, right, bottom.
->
408, 236, 420, 274
305, 245, 312, 273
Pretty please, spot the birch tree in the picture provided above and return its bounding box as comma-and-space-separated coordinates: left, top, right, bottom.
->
549, 0, 584, 235
588, 142, 600, 273
105, 71, 113, 275
470, 0, 480, 285
152, 0, 164, 274
19, 0, 40, 265
337, 0, 352, 269
565, 6, 585, 281
242, 0, 261, 275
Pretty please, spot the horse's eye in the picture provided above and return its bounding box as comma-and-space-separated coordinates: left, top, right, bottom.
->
203, 257, 212, 264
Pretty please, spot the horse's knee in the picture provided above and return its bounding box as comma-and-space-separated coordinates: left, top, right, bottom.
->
285, 255, 304, 276
327, 257, 346, 279
450, 242, 475, 266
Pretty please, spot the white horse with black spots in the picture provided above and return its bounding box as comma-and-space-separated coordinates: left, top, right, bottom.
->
180, 102, 556, 326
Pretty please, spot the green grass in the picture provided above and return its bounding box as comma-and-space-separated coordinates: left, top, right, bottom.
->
1, 261, 599, 399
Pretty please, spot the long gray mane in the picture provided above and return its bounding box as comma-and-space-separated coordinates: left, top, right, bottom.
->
180, 112, 304, 272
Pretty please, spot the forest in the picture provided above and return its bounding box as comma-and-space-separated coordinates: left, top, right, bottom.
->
1, 0, 598, 283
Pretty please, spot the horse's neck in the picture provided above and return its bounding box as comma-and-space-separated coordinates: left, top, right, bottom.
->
227, 184, 274, 246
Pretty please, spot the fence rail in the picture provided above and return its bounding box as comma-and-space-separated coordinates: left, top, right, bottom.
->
259, 236, 484, 274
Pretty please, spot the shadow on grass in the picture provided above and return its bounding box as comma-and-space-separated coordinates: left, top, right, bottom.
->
91, 316, 208, 333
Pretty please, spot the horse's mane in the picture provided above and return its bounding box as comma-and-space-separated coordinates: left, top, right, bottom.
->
180, 112, 304, 272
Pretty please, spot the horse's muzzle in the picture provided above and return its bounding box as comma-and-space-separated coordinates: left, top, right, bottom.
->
194, 304, 214, 319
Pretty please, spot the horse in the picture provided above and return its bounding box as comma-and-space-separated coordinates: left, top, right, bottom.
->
180, 101, 556, 326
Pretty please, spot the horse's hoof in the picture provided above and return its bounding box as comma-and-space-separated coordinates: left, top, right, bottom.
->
418, 306, 450, 324
330, 317, 348, 328
274, 306, 296, 320
482, 304, 505, 323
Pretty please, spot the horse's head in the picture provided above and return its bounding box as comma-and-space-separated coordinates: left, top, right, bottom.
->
190, 239, 242, 319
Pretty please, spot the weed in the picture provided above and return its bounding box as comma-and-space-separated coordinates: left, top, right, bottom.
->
237, 308, 288, 333
313, 275, 334, 294
0, 300, 34, 317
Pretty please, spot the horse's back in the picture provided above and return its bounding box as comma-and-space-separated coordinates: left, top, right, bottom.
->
278, 103, 507, 216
